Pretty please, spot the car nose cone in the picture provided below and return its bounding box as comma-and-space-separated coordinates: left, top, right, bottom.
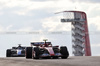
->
17, 50, 22, 55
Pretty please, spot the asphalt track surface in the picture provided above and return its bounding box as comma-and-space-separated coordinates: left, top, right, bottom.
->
0, 56, 100, 66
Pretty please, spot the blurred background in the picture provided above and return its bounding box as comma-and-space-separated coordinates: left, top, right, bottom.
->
0, 0, 100, 57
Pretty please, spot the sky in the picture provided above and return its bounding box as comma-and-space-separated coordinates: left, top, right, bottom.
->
0, 0, 100, 57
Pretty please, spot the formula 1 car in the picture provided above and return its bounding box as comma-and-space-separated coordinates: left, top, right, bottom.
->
6, 44, 26, 57
26, 39, 69, 59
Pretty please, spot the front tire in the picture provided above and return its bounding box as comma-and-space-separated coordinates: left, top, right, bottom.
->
26, 47, 32, 59
60, 46, 69, 59
6, 49, 11, 57
33, 47, 40, 59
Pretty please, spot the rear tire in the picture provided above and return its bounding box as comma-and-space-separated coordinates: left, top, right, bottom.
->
26, 47, 32, 59
60, 46, 69, 59
6, 49, 11, 57
33, 47, 40, 59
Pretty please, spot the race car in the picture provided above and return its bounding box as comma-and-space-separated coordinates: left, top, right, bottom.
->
6, 44, 26, 57
26, 39, 69, 59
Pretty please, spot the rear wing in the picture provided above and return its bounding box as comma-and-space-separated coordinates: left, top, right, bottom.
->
31, 42, 51, 46
12, 47, 26, 49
